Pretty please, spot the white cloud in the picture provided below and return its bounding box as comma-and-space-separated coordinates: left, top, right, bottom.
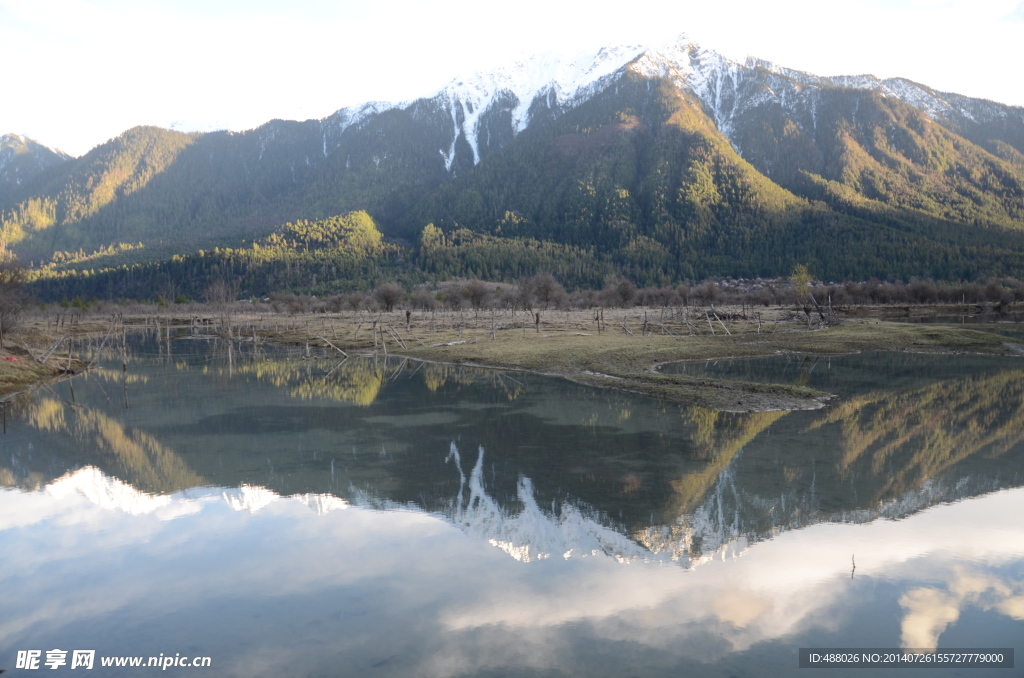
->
2, 470, 1024, 674
900, 567, 1024, 650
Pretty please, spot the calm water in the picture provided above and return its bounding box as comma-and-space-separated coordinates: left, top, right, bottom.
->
1, 336, 1022, 676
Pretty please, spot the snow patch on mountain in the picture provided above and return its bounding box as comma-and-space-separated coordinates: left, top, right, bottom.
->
325, 100, 395, 136
704, 56, 1022, 140
390, 43, 655, 171
0, 134, 29, 173
221, 484, 350, 514
436, 43, 649, 166
635, 457, 1001, 566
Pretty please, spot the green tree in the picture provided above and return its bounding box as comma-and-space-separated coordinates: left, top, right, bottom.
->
790, 264, 813, 301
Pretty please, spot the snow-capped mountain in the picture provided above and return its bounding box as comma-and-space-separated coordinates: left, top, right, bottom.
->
6, 31, 1024, 285
14, 32, 1024, 189
315, 33, 1024, 172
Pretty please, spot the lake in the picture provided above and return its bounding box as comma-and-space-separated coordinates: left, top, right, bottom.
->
2, 335, 1022, 676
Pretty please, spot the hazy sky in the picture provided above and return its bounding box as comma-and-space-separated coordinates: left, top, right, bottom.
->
3, 0, 1023, 157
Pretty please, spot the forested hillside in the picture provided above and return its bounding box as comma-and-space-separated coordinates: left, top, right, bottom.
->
9, 40, 1024, 299
0, 134, 72, 206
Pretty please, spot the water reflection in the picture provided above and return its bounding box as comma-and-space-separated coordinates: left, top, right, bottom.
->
900, 566, 1024, 651
201, 349, 524, 406
3, 342, 1024, 563
808, 368, 1024, 485
445, 443, 652, 563
20, 395, 204, 494
1, 340, 1023, 675
1, 465, 1021, 676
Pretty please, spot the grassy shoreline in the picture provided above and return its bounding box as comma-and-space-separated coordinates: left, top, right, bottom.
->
8, 305, 1020, 410
253, 309, 1015, 411
0, 343, 84, 402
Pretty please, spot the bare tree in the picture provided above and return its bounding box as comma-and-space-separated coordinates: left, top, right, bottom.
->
515, 276, 537, 311
493, 285, 515, 310
692, 280, 722, 306
639, 286, 677, 308
409, 287, 437, 311
530, 273, 565, 310
205, 279, 239, 305
463, 279, 489, 315
613, 279, 637, 308
374, 282, 404, 312
676, 284, 691, 306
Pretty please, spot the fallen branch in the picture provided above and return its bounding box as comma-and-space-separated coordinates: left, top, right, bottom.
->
385, 325, 408, 349
317, 335, 349, 358
406, 330, 427, 347
20, 334, 68, 365
808, 293, 828, 323
88, 323, 117, 367
711, 312, 732, 335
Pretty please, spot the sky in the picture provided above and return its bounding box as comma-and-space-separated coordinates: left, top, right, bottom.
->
2, 0, 1023, 157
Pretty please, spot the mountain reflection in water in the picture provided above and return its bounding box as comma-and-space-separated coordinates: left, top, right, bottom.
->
1, 338, 1023, 676
2, 464, 1022, 677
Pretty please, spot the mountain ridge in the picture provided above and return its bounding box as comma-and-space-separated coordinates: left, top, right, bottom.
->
0, 133, 73, 206
7, 34, 1024, 292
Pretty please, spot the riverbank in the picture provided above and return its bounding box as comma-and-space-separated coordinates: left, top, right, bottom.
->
252, 308, 1014, 411
0, 341, 84, 401
13, 304, 1019, 410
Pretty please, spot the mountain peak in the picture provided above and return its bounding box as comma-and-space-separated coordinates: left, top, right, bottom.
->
1, 132, 71, 161
303, 34, 1022, 177
7, 34, 1024, 287
0, 133, 72, 200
